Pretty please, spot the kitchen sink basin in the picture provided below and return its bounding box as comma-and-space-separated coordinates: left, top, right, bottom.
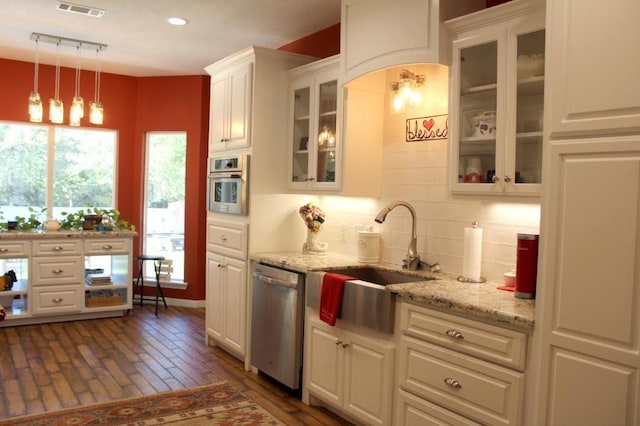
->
306, 267, 436, 334
328, 266, 423, 286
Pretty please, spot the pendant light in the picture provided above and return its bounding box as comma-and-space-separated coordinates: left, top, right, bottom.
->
49, 42, 64, 124
69, 44, 84, 126
89, 46, 103, 125
28, 36, 43, 122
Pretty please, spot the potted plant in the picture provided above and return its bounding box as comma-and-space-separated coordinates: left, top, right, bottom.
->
60, 206, 135, 231
14, 207, 46, 231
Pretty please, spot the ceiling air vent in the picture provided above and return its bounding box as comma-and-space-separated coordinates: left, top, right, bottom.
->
56, 1, 105, 18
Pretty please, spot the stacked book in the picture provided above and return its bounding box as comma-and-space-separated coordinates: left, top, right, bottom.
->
85, 274, 112, 286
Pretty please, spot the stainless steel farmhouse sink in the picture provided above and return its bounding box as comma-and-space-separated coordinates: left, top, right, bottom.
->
306, 267, 436, 334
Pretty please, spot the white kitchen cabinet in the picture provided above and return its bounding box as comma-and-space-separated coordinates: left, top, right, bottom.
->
206, 59, 252, 153
288, 55, 341, 191
534, 1, 640, 424
205, 251, 246, 358
0, 241, 30, 318
544, 0, 640, 138
31, 240, 84, 316
447, 0, 545, 196
305, 314, 395, 426
205, 219, 248, 359
396, 302, 527, 425
0, 234, 134, 327
340, 0, 484, 84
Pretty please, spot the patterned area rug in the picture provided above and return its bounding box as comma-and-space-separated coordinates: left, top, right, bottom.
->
0, 381, 284, 425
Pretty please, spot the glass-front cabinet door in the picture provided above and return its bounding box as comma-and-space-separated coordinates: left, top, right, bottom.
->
448, 3, 545, 196
316, 79, 338, 184
288, 56, 340, 191
291, 83, 311, 183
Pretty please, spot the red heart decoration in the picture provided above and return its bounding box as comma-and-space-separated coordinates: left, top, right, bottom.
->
423, 118, 434, 131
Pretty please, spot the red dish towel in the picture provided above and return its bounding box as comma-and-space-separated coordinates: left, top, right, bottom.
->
320, 272, 355, 326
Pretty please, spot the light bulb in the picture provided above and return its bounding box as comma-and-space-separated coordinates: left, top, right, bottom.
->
90, 101, 104, 125
29, 92, 43, 123
49, 99, 64, 124
70, 96, 84, 126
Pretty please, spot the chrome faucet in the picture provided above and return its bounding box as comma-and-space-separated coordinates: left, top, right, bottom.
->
375, 201, 421, 270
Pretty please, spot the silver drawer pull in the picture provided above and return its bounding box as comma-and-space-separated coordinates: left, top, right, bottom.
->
53, 246, 64, 251
217, 263, 226, 268
102, 244, 113, 250
342, 343, 349, 348
52, 269, 64, 274
335, 340, 343, 345
444, 377, 462, 389
52, 298, 63, 303
0, 248, 8, 253
220, 235, 228, 242
446, 329, 464, 339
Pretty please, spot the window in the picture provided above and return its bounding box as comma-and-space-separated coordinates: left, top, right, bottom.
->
142, 132, 186, 282
0, 122, 116, 222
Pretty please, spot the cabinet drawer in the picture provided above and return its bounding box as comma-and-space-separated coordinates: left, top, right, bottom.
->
401, 303, 527, 371
396, 389, 481, 426
33, 257, 84, 285
32, 240, 83, 256
32, 285, 83, 314
84, 238, 129, 255
206, 220, 247, 258
0, 240, 30, 258
398, 336, 525, 426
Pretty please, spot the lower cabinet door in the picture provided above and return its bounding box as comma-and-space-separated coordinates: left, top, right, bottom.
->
396, 389, 481, 426
306, 317, 343, 406
32, 286, 83, 315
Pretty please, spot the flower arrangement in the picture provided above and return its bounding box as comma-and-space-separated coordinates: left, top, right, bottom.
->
299, 202, 325, 233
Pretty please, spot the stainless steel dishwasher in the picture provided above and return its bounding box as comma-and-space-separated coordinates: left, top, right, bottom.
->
250, 262, 305, 390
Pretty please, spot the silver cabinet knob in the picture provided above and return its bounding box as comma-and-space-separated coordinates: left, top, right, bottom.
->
446, 329, 464, 339
335, 340, 343, 345
0, 248, 8, 253
52, 298, 63, 303
491, 175, 500, 183
504, 175, 512, 183
53, 246, 64, 251
444, 377, 462, 389
102, 244, 113, 250
52, 269, 63, 274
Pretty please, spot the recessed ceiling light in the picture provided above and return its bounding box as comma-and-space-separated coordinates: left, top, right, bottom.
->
56, 1, 105, 18
167, 17, 188, 26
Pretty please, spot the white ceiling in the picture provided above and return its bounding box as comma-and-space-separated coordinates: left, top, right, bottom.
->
0, 0, 341, 76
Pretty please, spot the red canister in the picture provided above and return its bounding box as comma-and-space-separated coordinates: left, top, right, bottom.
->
515, 233, 539, 299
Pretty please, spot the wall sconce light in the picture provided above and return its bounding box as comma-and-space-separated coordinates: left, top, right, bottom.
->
49, 41, 64, 124
28, 32, 106, 125
28, 36, 43, 123
390, 69, 426, 113
69, 45, 84, 126
89, 46, 104, 125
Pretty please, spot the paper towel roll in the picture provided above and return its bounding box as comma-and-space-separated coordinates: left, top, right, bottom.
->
462, 224, 483, 281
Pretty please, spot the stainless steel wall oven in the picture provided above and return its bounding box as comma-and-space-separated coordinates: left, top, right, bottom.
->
207, 154, 249, 215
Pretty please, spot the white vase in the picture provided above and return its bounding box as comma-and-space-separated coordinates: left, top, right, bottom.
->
302, 228, 328, 254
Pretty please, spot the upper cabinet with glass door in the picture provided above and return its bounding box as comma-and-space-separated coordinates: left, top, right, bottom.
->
288, 56, 341, 191
447, 0, 545, 196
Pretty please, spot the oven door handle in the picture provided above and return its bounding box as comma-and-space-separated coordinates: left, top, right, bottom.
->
253, 272, 298, 289
209, 173, 242, 179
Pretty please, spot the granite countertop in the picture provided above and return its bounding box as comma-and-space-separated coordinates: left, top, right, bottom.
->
251, 251, 535, 331
0, 230, 138, 239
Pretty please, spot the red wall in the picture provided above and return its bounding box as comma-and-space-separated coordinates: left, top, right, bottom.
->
0, 58, 209, 301
278, 24, 340, 58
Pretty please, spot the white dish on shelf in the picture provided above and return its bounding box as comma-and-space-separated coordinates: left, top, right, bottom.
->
517, 54, 544, 79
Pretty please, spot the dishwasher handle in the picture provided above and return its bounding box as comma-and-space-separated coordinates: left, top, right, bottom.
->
253, 272, 299, 289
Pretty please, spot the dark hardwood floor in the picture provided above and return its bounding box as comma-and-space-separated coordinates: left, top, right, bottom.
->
0, 305, 349, 424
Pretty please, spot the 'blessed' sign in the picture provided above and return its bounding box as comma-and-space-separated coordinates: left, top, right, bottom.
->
406, 114, 448, 142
